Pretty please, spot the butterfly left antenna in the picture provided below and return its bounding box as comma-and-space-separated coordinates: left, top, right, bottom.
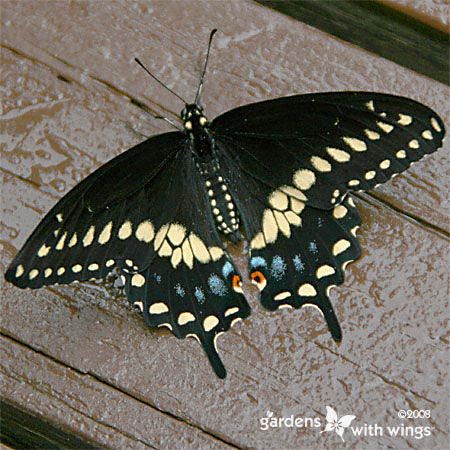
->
194, 29, 218, 105
135, 57, 187, 104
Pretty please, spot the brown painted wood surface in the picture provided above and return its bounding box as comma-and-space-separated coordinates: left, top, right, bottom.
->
1, 1, 449, 449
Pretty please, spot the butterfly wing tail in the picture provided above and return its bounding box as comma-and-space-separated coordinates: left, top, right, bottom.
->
248, 196, 361, 340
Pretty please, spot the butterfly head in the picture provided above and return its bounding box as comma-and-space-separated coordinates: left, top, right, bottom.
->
181, 104, 209, 132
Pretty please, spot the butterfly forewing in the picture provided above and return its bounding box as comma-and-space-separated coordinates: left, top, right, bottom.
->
212, 92, 445, 209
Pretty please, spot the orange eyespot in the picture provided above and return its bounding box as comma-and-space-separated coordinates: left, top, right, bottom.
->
232, 274, 243, 293
251, 271, 267, 291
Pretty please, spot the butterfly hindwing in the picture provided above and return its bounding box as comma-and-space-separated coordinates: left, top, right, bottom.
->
212, 92, 445, 209
247, 196, 361, 341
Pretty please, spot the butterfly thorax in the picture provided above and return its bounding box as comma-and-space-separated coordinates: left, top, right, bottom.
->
181, 104, 212, 158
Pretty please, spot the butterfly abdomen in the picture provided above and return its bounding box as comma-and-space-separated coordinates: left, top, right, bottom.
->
197, 161, 241, 239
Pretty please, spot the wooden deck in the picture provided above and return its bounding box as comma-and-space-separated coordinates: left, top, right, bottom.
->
1, 1, 448, 448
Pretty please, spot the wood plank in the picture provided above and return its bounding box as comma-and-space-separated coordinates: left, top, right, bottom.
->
0, 335, 232, 450
255, 0, 449, 85
1, 0, 448, 231
1, 171, 449, 448
381, 0, 449, 31
1, 0, 449, 447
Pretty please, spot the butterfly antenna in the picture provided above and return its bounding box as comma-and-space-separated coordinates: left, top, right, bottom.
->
134, 57, 187, 104
194, 28, 217, 104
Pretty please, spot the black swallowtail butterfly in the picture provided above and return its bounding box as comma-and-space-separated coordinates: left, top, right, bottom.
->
5, 30, 446, 378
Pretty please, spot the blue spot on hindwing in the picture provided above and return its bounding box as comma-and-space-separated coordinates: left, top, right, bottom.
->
309, 241, 318, 254
194, 286, 205, 304
174, 283, 185, 297
153, 273, 162, 283
270, 255, 287, 281
208, 274, 228, 296
222, 261, 233, 278
293, 254, 305, 272
250, 256, 267, 268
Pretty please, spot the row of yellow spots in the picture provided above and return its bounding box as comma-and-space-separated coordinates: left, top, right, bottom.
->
134, 299, 240, 332
15, 258, 116, 281
153, 223, 224, 269
250, 186, 305, 250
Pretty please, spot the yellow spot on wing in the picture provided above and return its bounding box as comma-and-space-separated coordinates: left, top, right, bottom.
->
343, 137, 367, 152
167, 223, 186, 246
397, 114, 412, 125
269, 190, 289, 211
408, 139, 419, 149
55, 232, 67, 250
203, 315, 219, 332
15, 265, 24, 277
178, 312, 195, 325
72, 264, 82, 273
310, 156, 331, 172
98, 222, 113, 245
379, 159, 390, 169
250, 232, 266, 250
377, 121, 394, 133
189, 234, 210, 263
29, 269, 39, 280
118, 221, 132, 240
68, 233, 77, 247
131, 274, 145, 287
316, 265, 335, 278
298, 283, 317, 296
430, 117, 441, 132
37, 244, 51, 257
293, 169, 316, 190
83, 226, 95, 247
224, 307, 239, 317
326, 147, 351, 163
274, 291, 291, 301
150, 302, 169, 314
333, 205, 348, 219
332, 239, 351, 256
262, 209, 278, 244
182, 239, 194, 268
364, 129, 380, 140
135, 220, 154, 243
44, 268, 52, 278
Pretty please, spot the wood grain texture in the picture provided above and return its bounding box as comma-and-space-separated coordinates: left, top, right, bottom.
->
1, 0, 449, 448
381, 0, 449, 30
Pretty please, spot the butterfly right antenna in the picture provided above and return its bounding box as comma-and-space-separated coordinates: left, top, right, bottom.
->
194, 29, 218, 105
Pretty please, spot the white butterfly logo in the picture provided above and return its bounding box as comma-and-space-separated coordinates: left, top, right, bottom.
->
320, 406, 356, 442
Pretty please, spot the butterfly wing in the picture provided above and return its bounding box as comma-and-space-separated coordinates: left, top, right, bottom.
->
213, 92, 444, 341
6, 132, 250, 378
212, 92, 445, 208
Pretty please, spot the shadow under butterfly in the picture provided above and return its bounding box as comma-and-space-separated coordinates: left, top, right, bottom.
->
5, 30, 446, 378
